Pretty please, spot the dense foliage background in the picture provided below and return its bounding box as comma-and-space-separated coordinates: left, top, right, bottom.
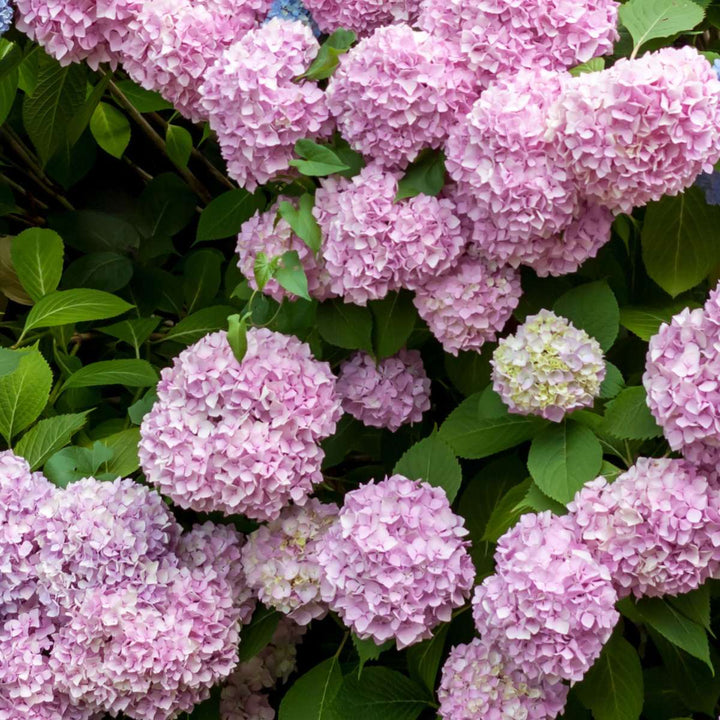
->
3, 0, 720, 719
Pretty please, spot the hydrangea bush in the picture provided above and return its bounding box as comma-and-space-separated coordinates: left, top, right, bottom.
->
2, 0, 720, 718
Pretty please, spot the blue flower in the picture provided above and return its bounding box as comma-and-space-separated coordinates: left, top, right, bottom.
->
713, 58, 720, 82
265, 0, 321, 37
696, 171, 720, 206
0, 0, 13, 36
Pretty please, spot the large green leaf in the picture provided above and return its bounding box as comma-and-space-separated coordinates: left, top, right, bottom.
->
62, 360, 158, 391
183, 250, 223, 314
90, 102, 131, 159
394, 433, 462, 502
352, 636, 394, 674
576, 633, 644, 720
196, 189, 264, 243
619, 303, 693, 341
601, 386, 662, 440
162, 305, 234, 346
0, 347, 52, 443
527, 421, 603, 504
620, 0, 704, 50
279, 656, 343, 720
99, 317, 161, 353
237, 606, 280, 662
553, 281, 619, 351
278, 194, 322, 253
11, 228, 64, 301
22, 289, 133, 335
406, 624, 449, 694
369, 291, 417, 360
290, 139, 350, 176
92, 427, 141, 477
62, 252, 133, 293
15, 412, 89, 470
482, 478, 533, 542
317, 299, 373, 353
395, 149, 446, 201
642, 187, 720, 298
165, 124, 193, 168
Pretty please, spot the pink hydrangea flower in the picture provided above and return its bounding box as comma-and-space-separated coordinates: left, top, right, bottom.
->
200, 19, 333, 190
473, 512, 619, 683
327, 24, 477, 170
418, 0, 618, 88
446, 69, 579, 249
438, 637, 569, 720
336, 350, 431, 432
303, 0, 420, 36
317, 474, 475, 648
568, 458, 720, 598
14, 0, 140, 68
139, 329, 342, 520
413, 254, 522, 356
242, 499, 338, 625
237, 200, 335, 302
492, 310, 606, 422
549, 46, 720, 214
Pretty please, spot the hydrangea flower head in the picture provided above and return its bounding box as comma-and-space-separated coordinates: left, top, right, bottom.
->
0, 0, 13, 35
327, 24, 477, 170
418, 0, 618, 88
237, 200, 335, 302
139, 328, 342, 520
242, 499, 338, 624
492, 309, 606, 422
473, 512, 619, 683
413, 254, 522, 355
446, 68, 579, 249
303, 0, 420, 36
696, 171, 720, 205
438, 638, 569, 720
266, 0, 319, 35
568, 458, 720, 598
336, 350, 431, 432
550, 46, 720, 214
317, 474, 475, 648
200, 19, 333, 190
314, 166, 466, 304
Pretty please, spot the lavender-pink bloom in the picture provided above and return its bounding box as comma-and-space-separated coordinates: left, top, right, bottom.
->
336, 350, 431, 432
139, 329, 341, 520
317, 474, 475, 648
438, 637, 569, 720
568, 458, 720, 598
303, 0, 420, 36
473, 512, 619, 683
200, 19, 333, 190
413, 254, 521, 356
242, 499, 338, 625
327, 24, 477, 170
550, 46, 720, 214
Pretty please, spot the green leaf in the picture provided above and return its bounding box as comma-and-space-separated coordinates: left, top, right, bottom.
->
90, 102, 131, 159
196, 188, 265, 243
22, 289, 133, 334
61, 360, 158, 391
395, 150, 446, 201
66, 75, 110, 146
279, 656, 343, 720
482, 478, 533, 542
0, 347, 52, 443
278, 194, 322, 253
317, 299, 373, 353
642, 187, 720, 298
227, 314, 248, 364
439, 390, 547, 459
394, 433, 462, 502
527, 421, 603, 504
0, 39, 22, 81
165, 124, 193, 168
637, 597, 712, 670
183, 249, 223, 313
353, 635, 393, 674
601, 386, 662, 440
620, 0, 705, 51
569, 57, 606, 76
444, 349, 493, 398
0, 348, 25, 378
50, 210, 139, 254
290, 139, 350, 176
522, 481, 567, 514
331, 667, 430, 720
275, 250, 311, 301
599, 362, 624, 400
139, 173, 197, 238
300, 28, 356, 81
15, 412, 89, 470
128, 388, 157, 425
92, 427, 141, 477
99, 317, 161, 353
114, 79, 172, 112
62, 252, 133, 293
407, 624, 449, 693
44, 442, 114, 487
0, 67, 18, 127
619, 303, 692, 341
369, 291, 416, 359
668, 585, 711, 632
162, 305, 234, 346
237, 606, 280, 662
22, 53, 87, 163
553, 281, 619, 351
11, 227, 64, 301
575, 633, 644, 720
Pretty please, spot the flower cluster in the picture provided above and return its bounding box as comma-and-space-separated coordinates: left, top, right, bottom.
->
139, 328, 342, 521
492, 309, 606, 422
304, 0, 419, 36
336, 349, 431, 431
0, 452, 250, 720
0, 0, 12, 35
317, 474, 475, 648
438, 637, 569, 720
568, 459, 720, 598
242, 499, 338, 624
472, 512, 619, 683
266, 0, 319, 34
697, 171, 720, 206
